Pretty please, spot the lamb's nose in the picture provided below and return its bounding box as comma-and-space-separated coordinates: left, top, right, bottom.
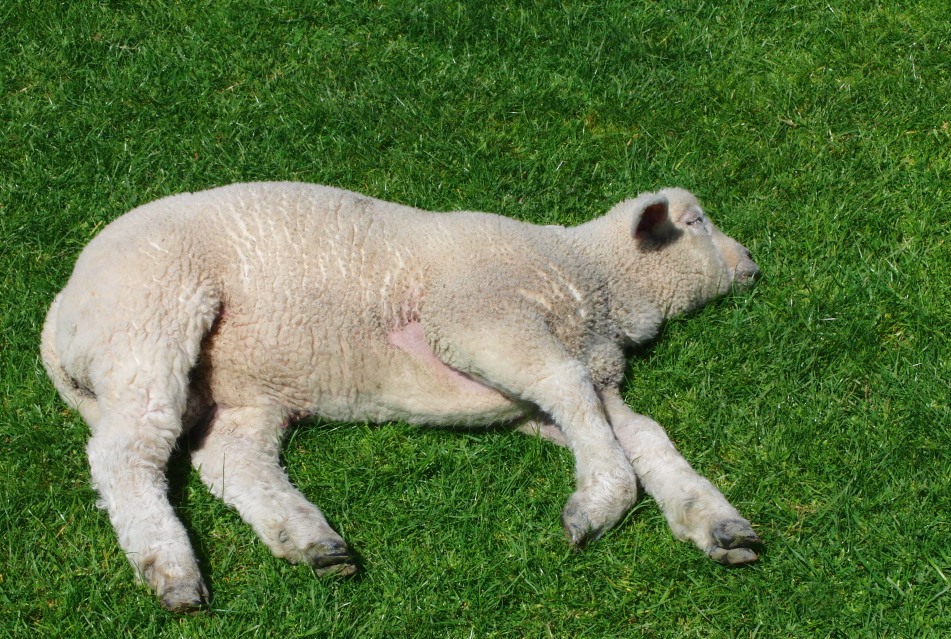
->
736, 246, 759, 286
741, 260, 759, 284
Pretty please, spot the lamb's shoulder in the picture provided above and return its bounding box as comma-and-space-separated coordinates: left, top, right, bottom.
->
412, 219, 614, 373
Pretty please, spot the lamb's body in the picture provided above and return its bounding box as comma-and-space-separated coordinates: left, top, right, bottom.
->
42, 182, 761, 611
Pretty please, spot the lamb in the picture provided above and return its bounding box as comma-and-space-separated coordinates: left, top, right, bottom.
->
40, 181, 761, 612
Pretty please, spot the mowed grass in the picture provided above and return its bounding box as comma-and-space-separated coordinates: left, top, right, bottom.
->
2, 0, 950, 636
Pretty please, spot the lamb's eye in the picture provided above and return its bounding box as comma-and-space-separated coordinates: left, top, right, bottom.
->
682, 210, 703, 226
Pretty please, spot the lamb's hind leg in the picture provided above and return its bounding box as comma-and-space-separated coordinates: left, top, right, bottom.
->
190, 405, 356, 576
88, 395, 208, 612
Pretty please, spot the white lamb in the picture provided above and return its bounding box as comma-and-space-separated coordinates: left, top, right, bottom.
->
41, 182, 761, 611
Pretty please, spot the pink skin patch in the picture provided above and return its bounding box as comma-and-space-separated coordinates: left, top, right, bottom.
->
387, 321, 496, 395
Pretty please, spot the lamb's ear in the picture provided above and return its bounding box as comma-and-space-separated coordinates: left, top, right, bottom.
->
631, 194, 676, 243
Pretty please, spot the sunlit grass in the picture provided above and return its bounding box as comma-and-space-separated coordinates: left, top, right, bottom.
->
3, 0, 950, 636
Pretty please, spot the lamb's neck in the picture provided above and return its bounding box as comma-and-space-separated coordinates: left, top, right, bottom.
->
565, 220, 666, 345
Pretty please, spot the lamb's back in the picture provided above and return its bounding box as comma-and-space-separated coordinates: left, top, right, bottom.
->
185, 183, 542, 422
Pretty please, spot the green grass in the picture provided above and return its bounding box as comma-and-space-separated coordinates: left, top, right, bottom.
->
3, 0, 950, 636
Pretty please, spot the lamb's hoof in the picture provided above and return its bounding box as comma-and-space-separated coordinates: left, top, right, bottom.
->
707, 519, 762, 565
561, 496, 603, 547
309, 540, 358, 578
159, 579, 210, 613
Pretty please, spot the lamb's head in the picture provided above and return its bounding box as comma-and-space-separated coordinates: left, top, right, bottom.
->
600, 188, 759, 319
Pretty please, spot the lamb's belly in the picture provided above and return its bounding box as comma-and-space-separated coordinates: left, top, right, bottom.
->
292, 360, 525, 426
301, 379, 524, 426
360, 320, 529, 426
370, 378, 527, 426
204, 317, 526, 426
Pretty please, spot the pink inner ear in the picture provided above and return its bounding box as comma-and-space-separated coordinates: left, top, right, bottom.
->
634, 201, 669, 238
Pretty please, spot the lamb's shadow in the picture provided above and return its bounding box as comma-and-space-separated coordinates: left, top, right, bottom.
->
165, 439, 216, 605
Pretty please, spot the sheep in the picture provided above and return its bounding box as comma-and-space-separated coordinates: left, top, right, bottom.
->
41, 182, 761, 611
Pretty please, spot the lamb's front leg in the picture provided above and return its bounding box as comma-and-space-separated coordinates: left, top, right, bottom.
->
599, 389, 760, 564
434, 325, 637, 545
542, 367, 639, 546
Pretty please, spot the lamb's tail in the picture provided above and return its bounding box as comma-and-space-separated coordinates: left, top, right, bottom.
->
40, 292, 101, 425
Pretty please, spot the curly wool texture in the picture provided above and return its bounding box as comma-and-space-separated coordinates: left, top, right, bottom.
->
42, 182, 760, 611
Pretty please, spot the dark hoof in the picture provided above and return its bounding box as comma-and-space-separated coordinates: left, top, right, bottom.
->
561, 499, 603, 547
309, 540, 358, 577
160, 580, 210, 613
709, 519, 762, 565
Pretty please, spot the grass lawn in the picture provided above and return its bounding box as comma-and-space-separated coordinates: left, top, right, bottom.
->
3, 0, 950, 636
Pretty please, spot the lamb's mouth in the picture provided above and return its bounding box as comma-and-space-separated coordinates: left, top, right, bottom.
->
732, 259, 760, 289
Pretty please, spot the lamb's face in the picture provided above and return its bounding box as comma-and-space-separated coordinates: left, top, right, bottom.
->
665, 189, 759, 294
642, 188, 759, 316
